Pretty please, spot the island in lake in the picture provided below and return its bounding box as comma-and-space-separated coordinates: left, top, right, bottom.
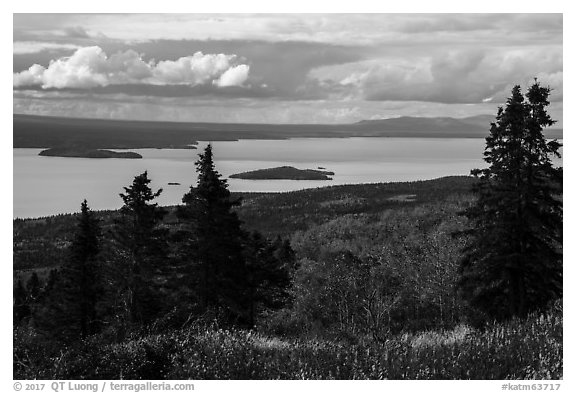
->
230, 166, 334, 180
39, 148, 142, 159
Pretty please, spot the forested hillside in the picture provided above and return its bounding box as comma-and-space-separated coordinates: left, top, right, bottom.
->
13, 175, 562, 379
14, 176, 474, 271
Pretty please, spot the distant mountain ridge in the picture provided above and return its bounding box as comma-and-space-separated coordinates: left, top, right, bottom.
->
355, 114, 562, 137
357, 115, 499, 131
13, 114, 563, 149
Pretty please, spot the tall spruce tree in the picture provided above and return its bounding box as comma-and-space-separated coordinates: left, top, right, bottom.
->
72, 200, 102, 337
114, 171, 167, 325
37, 200, 102, 340
177, 144, 249, 326
459, 81, 562, 320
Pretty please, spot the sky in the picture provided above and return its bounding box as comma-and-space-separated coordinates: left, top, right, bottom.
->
12, 13, 563, 124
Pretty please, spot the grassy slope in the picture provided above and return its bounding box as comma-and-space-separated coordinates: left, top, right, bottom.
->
15, 301, 562, 379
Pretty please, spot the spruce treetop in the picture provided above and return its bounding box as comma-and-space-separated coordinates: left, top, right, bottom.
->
184, 144, 233, 206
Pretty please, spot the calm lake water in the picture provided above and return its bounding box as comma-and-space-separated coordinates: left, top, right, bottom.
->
13, 137, 562, 218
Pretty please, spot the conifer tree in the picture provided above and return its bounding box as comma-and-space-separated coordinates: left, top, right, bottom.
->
73, 200, 102, 337
459, 81, 562, 320
114, 171, 167, 324
37, 200, 102, 340
177, 144, 249, 326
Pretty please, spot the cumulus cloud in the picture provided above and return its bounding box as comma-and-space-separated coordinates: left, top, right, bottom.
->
153, 53, 243, 85
13, 46, 250, 89
13, 64, 46, 86
214, 64, 250, 87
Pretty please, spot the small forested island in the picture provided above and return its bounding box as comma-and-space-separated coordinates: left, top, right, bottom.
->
230, 166, 334, 180
39, 148, 142, 159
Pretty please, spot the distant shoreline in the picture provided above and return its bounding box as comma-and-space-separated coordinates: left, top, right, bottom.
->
14, 113, 563, 149
13, 175, 473, 221
12, 132, 564, 153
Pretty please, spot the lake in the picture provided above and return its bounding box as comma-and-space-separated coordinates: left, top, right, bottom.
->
13, 137, 562, 218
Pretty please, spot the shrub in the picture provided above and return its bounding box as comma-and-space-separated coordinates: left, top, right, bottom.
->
15, 301, 561, 380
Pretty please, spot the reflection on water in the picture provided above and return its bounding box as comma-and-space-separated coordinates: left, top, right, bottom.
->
13, 137, 562, 218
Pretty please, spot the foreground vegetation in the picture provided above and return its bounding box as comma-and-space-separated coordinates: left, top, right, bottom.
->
14, 300, 561, 379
